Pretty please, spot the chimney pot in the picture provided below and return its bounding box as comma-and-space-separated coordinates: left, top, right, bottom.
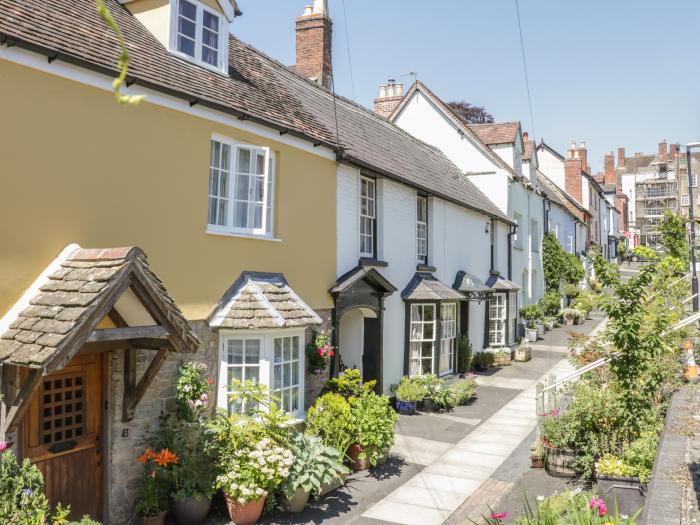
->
373, 77, 405, 117
523, 131, 529, 142
396, 83, 404, 97
303, 5, 313, 15
312, 0, 327, 14
379, 84, 387, 98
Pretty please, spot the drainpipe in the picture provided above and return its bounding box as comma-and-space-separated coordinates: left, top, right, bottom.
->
507, 224, 516, 280
543, 197, 551, 234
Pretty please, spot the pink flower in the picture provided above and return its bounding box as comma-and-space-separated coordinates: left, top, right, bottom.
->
589, 498, 607, 516
317, 347, 324, 356
551, 408, 560, 417
200, 393, 208, 402
490, 511, 507, 520
207, 378, 215, 385
0, 441, 7, 452
187, 399, 195, 407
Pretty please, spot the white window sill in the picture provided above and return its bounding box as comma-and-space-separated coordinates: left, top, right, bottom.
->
205, 229, 282, 242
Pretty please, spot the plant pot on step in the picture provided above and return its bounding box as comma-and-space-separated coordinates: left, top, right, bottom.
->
224, 494, 266, 525
544, 448, 576, 478
514, 346, 531, 362
525, 328, 538, 342
596, 474, 646, 518
493, 352, 512, 367
172, 494, 212, 525
141, 512, 166, 525
319, 472, 347, 497
282, 486, 311, 513
395, 399, 417, 415
536, 323, 546, 336
347, 443, 371, 471
530, 454, 544, 469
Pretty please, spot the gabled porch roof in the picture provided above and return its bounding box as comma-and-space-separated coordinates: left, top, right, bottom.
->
452, 271, 492, 302
401, 272, 464, 301
485, 272, 521, 292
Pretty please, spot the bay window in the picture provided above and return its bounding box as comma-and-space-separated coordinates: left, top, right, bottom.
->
208, 137, 275, 237
171, 0, 228, 72
218, 330, 304, 419
409, 302, 458, 377
360, 177, 376, 257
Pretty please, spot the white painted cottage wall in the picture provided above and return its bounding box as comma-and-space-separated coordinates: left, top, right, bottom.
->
538, 148, 566, 190
336, 164, 360, 274
549, 203, 578, 254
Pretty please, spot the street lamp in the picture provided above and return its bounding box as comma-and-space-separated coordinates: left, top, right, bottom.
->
686, 142, 700, 311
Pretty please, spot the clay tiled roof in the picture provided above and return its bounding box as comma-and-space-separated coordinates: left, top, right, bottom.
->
0, 246, 199, 371
468, 122, 520, 146
401, 273, 464, 301
209, 272, 321, 330
0, 0, 511, 224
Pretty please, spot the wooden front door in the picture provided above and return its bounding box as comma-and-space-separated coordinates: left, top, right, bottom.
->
23, 353, 104, 521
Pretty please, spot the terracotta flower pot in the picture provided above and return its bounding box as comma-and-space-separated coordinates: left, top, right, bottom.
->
282, 486, 311, 513
347, 443, 371, 471
224, 494, 266, 525
141, 512, 166, 525
172, 494, 212, 525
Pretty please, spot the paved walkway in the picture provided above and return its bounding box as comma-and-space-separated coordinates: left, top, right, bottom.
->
200, 313, 605, 525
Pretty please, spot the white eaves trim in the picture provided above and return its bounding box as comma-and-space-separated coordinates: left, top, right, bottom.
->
0, 243, 81, 337
0, 45, 336, 162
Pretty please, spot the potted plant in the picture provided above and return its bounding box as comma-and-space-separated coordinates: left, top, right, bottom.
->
520, 304, 542, 342
472, 351, 494, 371
559, 307, 580, 326
306, 328, 335, 376
347, 392, 398, 471
489, 347, 512, 367
563, 283, 580, 305
394, 377, 425, 415
447, 379, 477, 405
457, 335, 475, 377
281, 433, 349, 512
413, 374, 451, 412
136, 448, 178, 525
514, 341, 531, 362
306, 392, 354, 460
530, 440, 545, 469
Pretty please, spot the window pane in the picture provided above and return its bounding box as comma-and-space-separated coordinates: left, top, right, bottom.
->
244, 340, 260, 363
291, 388, 299, 412
283, 337, 291, 361
244, 366, 259, 383
292, 361, 299, 385
179, 0, 196, 20
274, 339, 282, 363
234, 201, 248, 227
273, 365, 282, 390
227, 340, 243, 364
203, 10, 219, 29
228, 366, 242, 384
202, 47, 218, 66
292, 337, 299, 359
235, 174, 250, 200
284, 363, 291, 385
237, 149, 251, 173
177, 35, 195, 57
424, 305, 435, 321
423, 323, 434, 341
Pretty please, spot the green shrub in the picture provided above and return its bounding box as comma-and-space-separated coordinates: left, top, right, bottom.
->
68, 518, 102, 525
413, 374, 455, 410
563, 283, 580, 299
349, 392, 398, 466
473, 352, 495, 368
631, 245, 658, 261
322, 368, 375, 398
448, 379, 477, 405
394, 377, 425, 402
539, 291, 561, 317
520, 304, 543, 328
457, 335, 473, 374
306, 393, 354, 457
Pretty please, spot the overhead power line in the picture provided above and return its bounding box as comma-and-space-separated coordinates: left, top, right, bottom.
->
515, 0, 536, 140
339, 0, 355, 100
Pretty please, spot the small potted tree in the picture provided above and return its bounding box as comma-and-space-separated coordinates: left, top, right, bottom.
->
520, 304, 542, 342
394, 377, 425, 415
472, 351, 495, 371
347, 391, 398, 471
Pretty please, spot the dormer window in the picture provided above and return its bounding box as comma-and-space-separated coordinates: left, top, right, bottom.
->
171, 0, 228, 72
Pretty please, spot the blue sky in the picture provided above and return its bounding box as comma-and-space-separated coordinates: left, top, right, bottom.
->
234, 1, 700, 172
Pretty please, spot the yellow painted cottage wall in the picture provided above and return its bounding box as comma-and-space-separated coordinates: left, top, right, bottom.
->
0, 60, 337, 320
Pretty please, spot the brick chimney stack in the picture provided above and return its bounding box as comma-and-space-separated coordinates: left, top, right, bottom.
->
604, 152, 615, 186
670, 143, 679, 162
373, 78, 404, 118
659, 140, 668, 163
618, 147, 626, 168
565, 141, 583, 205
295, 0, 333, 89
577, 141, 589, 174
523, 131, 529, 142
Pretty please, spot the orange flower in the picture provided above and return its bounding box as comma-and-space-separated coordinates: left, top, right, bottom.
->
155, 448, 179, 467
137, 448, 156, 464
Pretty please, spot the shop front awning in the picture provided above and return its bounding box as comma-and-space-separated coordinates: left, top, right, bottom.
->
452, 271, 492, 302
0, 245, 200, 433
402, 272, 465, 301
485, 272, 521, 292
209, 272, 322, 330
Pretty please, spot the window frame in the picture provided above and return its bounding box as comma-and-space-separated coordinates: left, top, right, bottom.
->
439, 303, 457, 376
692, 174, 698, 188
488, 293, 507, 347
217, 328, 305, 420
207, 135, 276, 238
416, 194, 429, 265
682, 194, 690, 207
513, 213, 524, 249
508, 292, 517, 345
359, 176, 377, 258
169, 0, 229, 74
408, 303, 436, 377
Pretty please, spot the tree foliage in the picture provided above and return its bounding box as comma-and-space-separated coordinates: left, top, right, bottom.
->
659, 210, 689, 262
447, 101, 494, 124
542, 233, 584, 293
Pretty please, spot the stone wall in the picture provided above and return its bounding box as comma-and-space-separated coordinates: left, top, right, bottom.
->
107, 321, 216, 525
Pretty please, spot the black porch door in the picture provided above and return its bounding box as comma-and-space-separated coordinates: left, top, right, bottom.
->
362, 318, 380, 389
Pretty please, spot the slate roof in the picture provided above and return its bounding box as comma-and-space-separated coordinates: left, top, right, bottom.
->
209, 272, 321, 330
468, 122, 520, 146
485, 273, 520, 292
0, 0, 511, 224
0, 246, 199, 372
537, 171, 587, 217
401, 273, 464, 301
